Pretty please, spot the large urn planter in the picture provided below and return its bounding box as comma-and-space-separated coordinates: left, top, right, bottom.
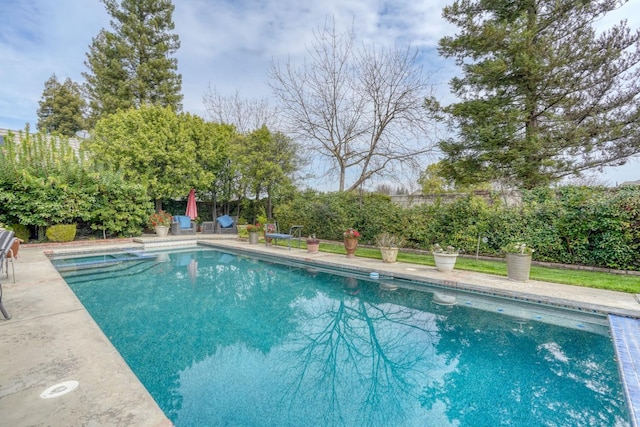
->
433, 252, 458, 273
306, 238, 320, 254
380, 248, 399, 263
375, 232, 404, 264
248, 231, 260, 244
155, 226, 169, 237
344, 238, 358, 258
343, 228, 361, 258
506, 253, 532, 282
432, 244, 458, 273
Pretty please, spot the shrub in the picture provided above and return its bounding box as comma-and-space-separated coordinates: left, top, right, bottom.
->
46, 224, 77, 242
10, 223, 30, 243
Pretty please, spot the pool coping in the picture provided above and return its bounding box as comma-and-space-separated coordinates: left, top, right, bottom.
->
2, 236, 639, 426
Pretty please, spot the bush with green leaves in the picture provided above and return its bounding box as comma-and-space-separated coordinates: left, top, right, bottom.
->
46, 224, 77, 242
274, 190, 402, 244
275, 186, 640, 271
10, 223, 30, 242
0, 127, 151, 239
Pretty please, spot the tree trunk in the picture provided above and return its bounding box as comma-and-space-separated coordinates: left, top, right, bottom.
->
212, 191, 217, 220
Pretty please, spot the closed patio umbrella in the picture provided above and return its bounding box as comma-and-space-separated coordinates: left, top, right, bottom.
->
185, 189, 198, 220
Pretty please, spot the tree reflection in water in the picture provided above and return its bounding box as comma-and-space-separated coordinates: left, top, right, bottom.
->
280, 275, 444, 426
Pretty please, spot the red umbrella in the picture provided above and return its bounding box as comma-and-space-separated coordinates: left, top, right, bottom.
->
185, 189, 198, 220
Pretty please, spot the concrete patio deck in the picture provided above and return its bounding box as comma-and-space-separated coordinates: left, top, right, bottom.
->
1, 235, 639, 426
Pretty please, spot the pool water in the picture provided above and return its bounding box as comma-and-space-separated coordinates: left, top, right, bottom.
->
52, 248, 630, 426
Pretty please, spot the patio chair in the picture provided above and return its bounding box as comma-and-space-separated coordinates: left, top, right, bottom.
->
171, 215, 197, 235
264, 223, 303, 250
214, 215, 238, 234
0, 276, 9, 320
0, 230, 15, 320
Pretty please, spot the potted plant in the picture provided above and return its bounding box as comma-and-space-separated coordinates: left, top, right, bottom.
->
306, 235, 320, 254
194, 216, 203, 232
264, 223, 276, 245
432, 244, 459, 273
148, 210, 172, 237
375, 232, 405, 263
343, 228, 360, 258
503, 242, 534, 282
246, 223, 262, 244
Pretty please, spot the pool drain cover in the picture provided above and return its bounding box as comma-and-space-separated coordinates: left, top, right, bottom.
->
40, 381, 79, 399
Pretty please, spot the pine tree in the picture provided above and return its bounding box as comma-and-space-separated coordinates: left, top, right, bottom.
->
83, 0, 182, 126
436, 0, 640, 189
36, 74, 86, 137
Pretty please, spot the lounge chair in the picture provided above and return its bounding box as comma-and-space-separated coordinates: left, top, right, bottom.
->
215, 215, 238, 234
0, 230, 16, 319
264, 223, 303, 250
171, 215, 197, 235
0, 230, 16, 283
0, 273, 8, 319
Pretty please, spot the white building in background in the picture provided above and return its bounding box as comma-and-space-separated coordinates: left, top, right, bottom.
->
0, 128, 81, 153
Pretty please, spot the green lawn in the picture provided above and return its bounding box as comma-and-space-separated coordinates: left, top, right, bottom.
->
307, 241, 640, 294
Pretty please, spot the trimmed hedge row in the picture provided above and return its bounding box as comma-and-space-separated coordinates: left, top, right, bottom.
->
274, 186, 640, 271
0, 131, 153, 239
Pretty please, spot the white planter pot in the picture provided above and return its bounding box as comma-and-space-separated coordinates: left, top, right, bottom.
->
380, 247, 399, 263
433, 252, 458, 273
248, 232, 259, 244
154, 226, 169, 237
506, 253, 532, 281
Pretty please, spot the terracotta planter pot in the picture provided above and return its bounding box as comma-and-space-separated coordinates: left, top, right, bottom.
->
344, 237, 358, 258
433, 252, 458, 273
506, 253, 532, 281
380, 247, 399, 263
306, 239, 320, 254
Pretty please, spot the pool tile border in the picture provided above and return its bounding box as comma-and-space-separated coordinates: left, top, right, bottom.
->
610, 315, 640, 427
32, 239, 640, 426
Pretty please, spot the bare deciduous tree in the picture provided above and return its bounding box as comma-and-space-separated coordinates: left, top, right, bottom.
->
203, 86, 280, 134
269, 20, 437, 191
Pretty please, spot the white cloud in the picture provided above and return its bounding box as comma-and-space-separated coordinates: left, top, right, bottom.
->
0, 0, 638, 185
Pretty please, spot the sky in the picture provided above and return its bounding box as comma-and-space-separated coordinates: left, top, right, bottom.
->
1, 0, 639, 188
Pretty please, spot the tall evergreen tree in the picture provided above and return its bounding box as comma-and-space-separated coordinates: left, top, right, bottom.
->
436, 0, 640, 189
83, 0, 182, 126
36, 74, 86, 136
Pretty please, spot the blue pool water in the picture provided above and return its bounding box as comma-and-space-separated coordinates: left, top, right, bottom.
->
52, 248, 630, 426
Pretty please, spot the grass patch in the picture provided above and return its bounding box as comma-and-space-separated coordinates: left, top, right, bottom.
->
308, 241, 640, 293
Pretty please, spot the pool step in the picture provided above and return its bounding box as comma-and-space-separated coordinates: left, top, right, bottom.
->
53, 251, 156, 272
60, 259, 159, 284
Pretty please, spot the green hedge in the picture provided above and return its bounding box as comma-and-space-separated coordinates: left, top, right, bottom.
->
46, 224, 77, 242
274, 186, 640, 271
0, 130, 152, 238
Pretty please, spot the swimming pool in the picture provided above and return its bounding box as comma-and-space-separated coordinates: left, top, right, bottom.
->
52, 247, 630, 426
